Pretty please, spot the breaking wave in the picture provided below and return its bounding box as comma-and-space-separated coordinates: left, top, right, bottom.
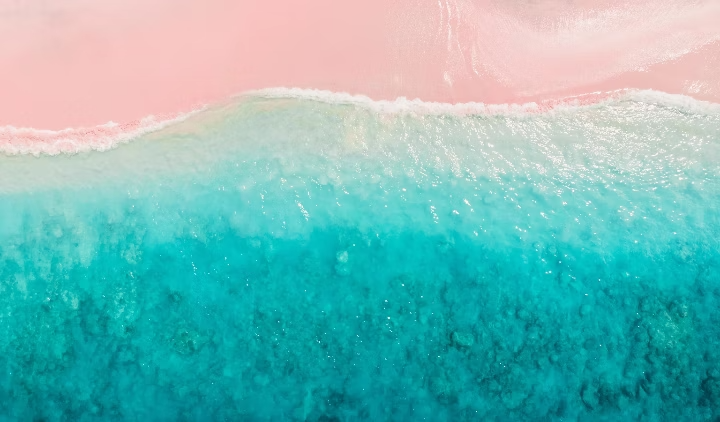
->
1, 88, 719, 157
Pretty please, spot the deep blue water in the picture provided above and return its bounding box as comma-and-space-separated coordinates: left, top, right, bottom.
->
1, 92, 719, 421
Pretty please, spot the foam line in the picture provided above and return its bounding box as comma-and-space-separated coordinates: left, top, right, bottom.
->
2, 87, 719, 157
0, 108, 205, 157
247, 87, 720, 116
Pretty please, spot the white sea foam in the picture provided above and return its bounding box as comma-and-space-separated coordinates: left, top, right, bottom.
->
0, 107, 206, 157
248, 87, 720, 116
623, 89, 720, 115
2, 88, 718, 157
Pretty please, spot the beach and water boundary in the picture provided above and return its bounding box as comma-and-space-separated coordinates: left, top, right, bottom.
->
1, 91, 719, 419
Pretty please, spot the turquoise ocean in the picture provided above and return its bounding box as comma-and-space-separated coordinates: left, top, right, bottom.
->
1, 90, 719, 420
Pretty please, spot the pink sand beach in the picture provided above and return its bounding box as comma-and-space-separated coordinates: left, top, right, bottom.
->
1, 0, 719, 149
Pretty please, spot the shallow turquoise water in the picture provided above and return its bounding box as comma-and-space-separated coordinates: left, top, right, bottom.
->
1, 93, 720, 420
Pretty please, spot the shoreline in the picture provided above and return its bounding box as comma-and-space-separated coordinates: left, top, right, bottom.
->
2, 87, 719, 157
1, 0, 719, 130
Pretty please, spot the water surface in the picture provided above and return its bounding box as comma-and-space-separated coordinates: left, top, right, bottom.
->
1, 92, 719, 420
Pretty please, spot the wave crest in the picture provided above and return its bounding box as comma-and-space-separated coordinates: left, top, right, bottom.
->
0, 109, 203, 157
249, 87, 720, 116
2, 88, 719, 157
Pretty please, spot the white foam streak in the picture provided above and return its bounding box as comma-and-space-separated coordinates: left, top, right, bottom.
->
250, 87, 553, 115
250, 87, 720, 116
2, 87, 719, 157
0, 107, 205, 157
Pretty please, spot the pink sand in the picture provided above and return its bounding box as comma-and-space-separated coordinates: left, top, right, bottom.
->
1, 0, 719, 134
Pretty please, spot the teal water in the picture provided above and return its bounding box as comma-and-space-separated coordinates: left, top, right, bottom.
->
1, 92, 719, 421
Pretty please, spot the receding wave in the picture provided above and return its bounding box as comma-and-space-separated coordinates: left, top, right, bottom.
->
250, 87, 720, 116
0, 108, 205, 157
2, 88, 719, 157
